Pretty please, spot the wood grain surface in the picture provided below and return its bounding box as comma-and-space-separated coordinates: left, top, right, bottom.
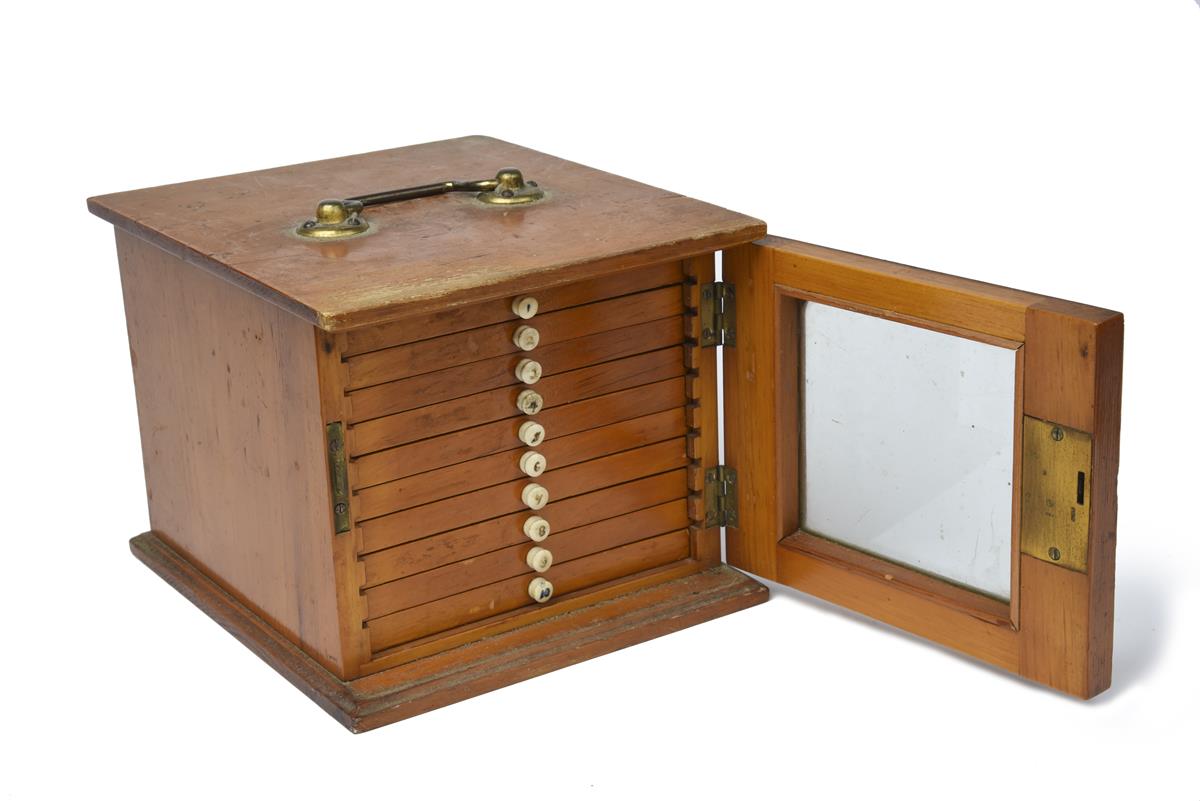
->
346, 316, 684, 422
1019, 300, 1123, 697
362, 470, 688, 586
351, 376, 686, 489
115, 230, 347, 675
342, 260, 684, 356
131, 531, 767, 732
726, 235, 1122, 697
366, 531, 693, 650
89, 136, 764, 331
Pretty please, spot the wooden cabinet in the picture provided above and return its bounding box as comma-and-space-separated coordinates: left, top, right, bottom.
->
89, 135, 1121, 731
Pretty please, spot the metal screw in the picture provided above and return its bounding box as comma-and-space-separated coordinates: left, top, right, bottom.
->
329, 439, 340, 453
527, 181, 538, 187
302, 220, 316, 228
501, 189, 515, 198
334, 502, 348, 516
1048, 546, 1062, 561
1051, 426, 1064, 441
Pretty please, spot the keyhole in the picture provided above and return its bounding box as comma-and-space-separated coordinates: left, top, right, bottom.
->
1076, 471, 1086, 506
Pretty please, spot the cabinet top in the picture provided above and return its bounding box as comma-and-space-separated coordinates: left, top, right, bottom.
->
89, 136, 765, 331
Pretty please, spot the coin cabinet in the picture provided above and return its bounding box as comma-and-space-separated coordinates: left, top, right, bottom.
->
90, 136, 1122, 731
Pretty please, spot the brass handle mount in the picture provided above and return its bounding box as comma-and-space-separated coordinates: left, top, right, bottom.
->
294, 168, 544, 240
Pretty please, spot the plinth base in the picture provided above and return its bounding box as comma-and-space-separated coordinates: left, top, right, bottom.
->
131, 532, 768, 732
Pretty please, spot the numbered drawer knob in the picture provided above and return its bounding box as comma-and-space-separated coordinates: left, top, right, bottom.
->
518, 420, 546, 447
523, 515, 551, 542
521, 483, 549, 511
520, 451, 547, 478
512, 296, 539, 320
526, 546, 553, 573
512, 325, 540, 351
515, 358, 542, 385
528, 576, 554, 603
516, 389, 544, 415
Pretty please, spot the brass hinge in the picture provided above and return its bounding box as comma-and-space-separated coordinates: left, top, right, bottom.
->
704, 466, 739, 528
699, 282, 736, 347
325, 422, 351, 534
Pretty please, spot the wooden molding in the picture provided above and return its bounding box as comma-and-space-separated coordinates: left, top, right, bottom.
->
131, 532, 767, 732
724, 236, 1122, 697
1018, 300, 1123, 697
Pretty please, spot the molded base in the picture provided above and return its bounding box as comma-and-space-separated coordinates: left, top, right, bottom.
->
130, 532, 768, 732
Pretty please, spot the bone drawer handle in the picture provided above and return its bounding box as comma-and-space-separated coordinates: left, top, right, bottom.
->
523, 515, 550, 542
515, 358, 542, 385
512, 297, 539, 319
522, 483, 549, 510
513, 325, 540, 351
518, 420, 546, 447
516, 389, 544, 415
520, 451, 547, 478
528, 576, 554, 603
526, 546, 553, 573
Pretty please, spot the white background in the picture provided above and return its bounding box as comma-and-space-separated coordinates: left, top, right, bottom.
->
2, 2, 1197, 798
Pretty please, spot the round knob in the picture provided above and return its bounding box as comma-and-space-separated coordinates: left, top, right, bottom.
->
528, 576, 554, 603
526, 546, 553, 573
513, 325, 540, 351
516, 389, 544, 415
515, 358, 542, 385
315, 199, 353, 224
523, 515, 550, 542
518, 420, 545, 447
519, 451, 547, 478
512, 297, 539, 319
521, 483, 549, 510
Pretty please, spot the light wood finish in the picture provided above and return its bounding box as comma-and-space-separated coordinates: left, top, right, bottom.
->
348, 347, 685, 455
346, 285, 683, 389
363, 470, 688, 586
364, 501, 690, 617
367, 531, 692, 651
355, 408, 686, 518
343, 260, 684, 356
722, 242, 783, 579
765, 236, 1041, 340
315, 329, 371, 673
1018, 300, 1123, 697
726, 236, 1121, 696
115, 230, 349, 675
776, 546, 1020, 671
682, 255, 722, 565
358, 439, 690, 552
347, 316, 684, 424
100, 138, 771, 731
352, 377, 687, 488
132, 532, 767, 732
781, 533, 1011, 624
89, 137, 765, 332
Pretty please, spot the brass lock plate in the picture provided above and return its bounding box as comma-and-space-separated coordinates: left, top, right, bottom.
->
1020, 416, 1092, 571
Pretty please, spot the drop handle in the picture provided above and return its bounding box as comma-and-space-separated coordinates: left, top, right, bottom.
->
295, 168, 545, 239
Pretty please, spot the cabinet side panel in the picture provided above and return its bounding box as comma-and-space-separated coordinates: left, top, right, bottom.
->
115, 229, 345, 674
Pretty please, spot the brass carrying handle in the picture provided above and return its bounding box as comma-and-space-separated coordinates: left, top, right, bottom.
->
295, 168, 544, 239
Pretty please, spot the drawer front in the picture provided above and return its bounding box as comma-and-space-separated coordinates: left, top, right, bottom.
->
332, 259, 714, 664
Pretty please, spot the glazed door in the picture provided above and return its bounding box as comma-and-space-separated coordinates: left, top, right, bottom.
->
722, 236, 1122, 698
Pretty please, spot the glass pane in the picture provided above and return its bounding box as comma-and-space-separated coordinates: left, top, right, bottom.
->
801, 302, 1017, 600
